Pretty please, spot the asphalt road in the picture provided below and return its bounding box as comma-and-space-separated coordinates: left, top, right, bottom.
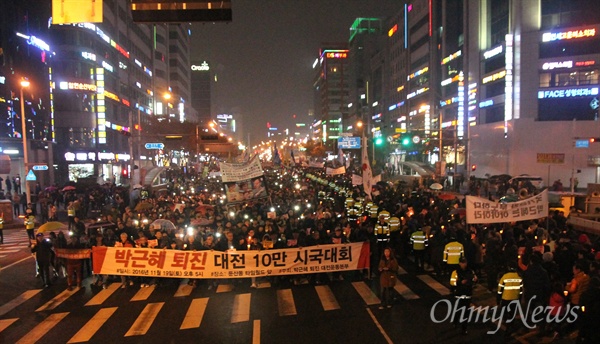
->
0, 228, 577, 344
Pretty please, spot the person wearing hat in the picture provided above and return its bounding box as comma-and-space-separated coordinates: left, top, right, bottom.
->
31, 233, 54, 288
25, 208, 36, 240
450, 257, 477, 334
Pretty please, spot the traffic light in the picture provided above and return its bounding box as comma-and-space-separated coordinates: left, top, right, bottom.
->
590, 138, 600, 143
374, 137, 384, 146
471, 164, 477, 171
401, 137, 410, 146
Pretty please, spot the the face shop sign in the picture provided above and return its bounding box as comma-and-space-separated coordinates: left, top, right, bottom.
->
191, 62, 209, 71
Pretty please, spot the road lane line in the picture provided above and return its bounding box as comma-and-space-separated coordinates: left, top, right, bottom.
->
0, 255, 34, 271
85, 283, 120, 306
0, 249, 20, 253
124, 302, 164, 337
366, 308, 393, 344
393, 280, 420, 300
216, 284, 234, 293
36, 287, 80, 312
252, 319, 260, 344
397, 266, 408, 275
0, 289, 42, 316
67, 307, 118, 343
315, 285, 340, 311
16, 312, 69, 344
174, 283, 193, 297
352, 281, 381, 305
131, 285, 156, 301
418, 275, 451, 295
0, 318, 18, 333
231, 293, 251, 323
180, 298, 209, 329
277, 289, 297, 316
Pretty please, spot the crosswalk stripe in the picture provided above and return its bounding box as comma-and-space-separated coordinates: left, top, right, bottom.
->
0, 318, 18, 333
252, 319, 260, 344
397, 266, 408, 275
351, 281, 381, 305
16, 312, 69, 344
0, 249, 20, 253
180, 298, 208, 329
393, 281, 420, 300
131, 285, 156, 301
277, 289, 297, 316
0, 289, 42, 316
0, 255, 6, 258
231, 293, 251, 323
174, 283, 194, 297
418, 275, 451, 295
67, 307, 118, 343
315, 285, 340, 311
216, 283, 235, 293
36, 287, 80, 312
124, 302, 164, 337
85, 283, 120, 306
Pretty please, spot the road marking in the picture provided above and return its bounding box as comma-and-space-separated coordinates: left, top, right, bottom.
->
124, 302, 164, 337
16, 312, 69, 344
418, 275, 451, 295
252, 319, 260, 344
0, 255, 34, 271
0, 249, 20, 253
216, 284, 235, 293
231, 293, 251, 323
394, 280, 420, 300
0, 318, 18, 333
352, 281, 381, 305
366, 307, 394, 344
85, 283, 120, 306
315, 285, 340, 311
0, 255, 6, 258
0, 289, 42, 316
397, 266, 408, 275
131, 285, 156, 301
256, 282, 271, 289
36, 287, 80, 311
67, 307, 118, 343
277, 289, 297, 316
180, 298, 209, 329
174, 283, 194, 297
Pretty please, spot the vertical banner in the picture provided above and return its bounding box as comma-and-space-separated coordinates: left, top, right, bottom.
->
362, 134, 373, 197
220, 156, 267, 203
52, 0, 103, 24
466, 190, 548, 224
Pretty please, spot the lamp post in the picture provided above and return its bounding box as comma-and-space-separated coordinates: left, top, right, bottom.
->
20, 79, 31, 205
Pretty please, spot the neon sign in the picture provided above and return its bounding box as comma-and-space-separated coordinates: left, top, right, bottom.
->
479, 99, 494, 108
407, 66, 429, 81
16, 32, 50, 52
104, 90, 120, 102
483, 45, 503, 59
441, 50, 461, 65
407, 87, 429, 99
537, 87, 599, 99
191, 61, 210, 71
388, 24, 398, 37
542, 61, 573, 70
58, 81, 97, 92
482, 70, 506, 84
81, 52, 97, 61
542, 28, 596, 42
325, 52, 348, 59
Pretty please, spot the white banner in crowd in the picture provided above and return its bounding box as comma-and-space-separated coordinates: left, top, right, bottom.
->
351, 174, 381, 186
220, 156, 267, 203
92, 243, 371, 279
466, 190, 549, 224
326, 166, 346, 175
219, 156, 264, 183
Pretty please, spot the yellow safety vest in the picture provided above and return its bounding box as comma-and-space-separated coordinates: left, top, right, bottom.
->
375, 223, 390, 241
497, 271, 523, 301
410, 230, 428, 250
25, 216, 35, 230
68, 207, 76, 217
369, 204, 379, 218
443, 241, 464, 264
450, 270, 458, 287
0, 216, 3, 229
388, 217, 401, 232
345, 198, 355, 209
378, 210, 390, 222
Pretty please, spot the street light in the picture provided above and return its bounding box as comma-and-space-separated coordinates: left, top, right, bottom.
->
20, 79, 31, 205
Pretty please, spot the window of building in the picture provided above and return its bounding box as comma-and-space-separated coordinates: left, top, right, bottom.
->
490, 0, 509, 45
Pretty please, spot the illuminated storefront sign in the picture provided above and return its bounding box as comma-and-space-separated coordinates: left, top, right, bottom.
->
575, 60, 596, 67
191, 61, 210, 71
388, 24, 398, 37
542, 61, 573, 70
542, 28, 596, 42
58, 81, 97, 92
482, 70, 506, 84
96, 68, 106, 144
457, 72, 465, 138
483, 45, 503, 59
479, 99, 494, 108
505, 34, 514, 129
102, 61, 114, 72
407, 87, 429, 99
441, 50, 461, 65
537, 87, 599, 99
324, 51, 348, 59
407, 67, 429, 81
81, 52, 97, 61
16, 32, 50, 52
104, 90, 120, 102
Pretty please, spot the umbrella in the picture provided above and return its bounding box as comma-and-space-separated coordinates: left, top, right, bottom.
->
135, 202, 154, 211
429, 183, 444, 190
151, 219, 176, 230
37, 221, 65, 233
45, 186, 58, 192
62, 186, 76, 191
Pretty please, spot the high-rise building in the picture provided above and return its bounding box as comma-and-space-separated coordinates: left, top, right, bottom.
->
190, 60, 212, 126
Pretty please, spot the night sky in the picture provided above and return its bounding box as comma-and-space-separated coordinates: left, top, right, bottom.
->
190, 0, 401, 146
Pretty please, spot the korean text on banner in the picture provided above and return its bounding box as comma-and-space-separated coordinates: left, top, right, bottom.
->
466, 190, 548, 224
326, 166, 346, 175
92, 242, 370, 279
55, 248, 91, 260
219, 156, 264, 183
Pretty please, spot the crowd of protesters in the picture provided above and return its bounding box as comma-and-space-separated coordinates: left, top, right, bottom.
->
26, 161, 600, 341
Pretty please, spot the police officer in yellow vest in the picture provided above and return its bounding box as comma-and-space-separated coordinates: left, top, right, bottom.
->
25, 209, 36, 240
345, 197, 355, 211
347, 205, 359, 224
443, 237, 464, 275
378, 209, 391, 223
410, 228, 428, 271
67, 202, 76, 230
388, 216, 401, 233
369, 202, 379, 219
374, 214, 390, 253
497, 262, 523, 335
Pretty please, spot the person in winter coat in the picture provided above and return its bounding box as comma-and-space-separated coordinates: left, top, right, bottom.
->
378, 247, 399, 309
31, 233, 54, 287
